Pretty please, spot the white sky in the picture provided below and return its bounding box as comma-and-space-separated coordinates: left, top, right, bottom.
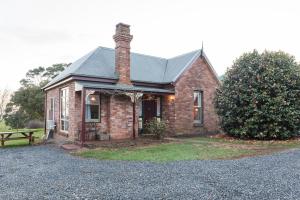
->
0, 0, 299, 90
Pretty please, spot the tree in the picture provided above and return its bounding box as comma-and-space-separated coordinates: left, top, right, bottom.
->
20, 63, 70, 87
4, 63, 69, 128
215, 50, 300, 139
0, 88, 10, 120
3, 103, 29, 129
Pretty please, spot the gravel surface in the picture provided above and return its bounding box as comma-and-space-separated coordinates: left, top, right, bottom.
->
0, 145, 300, 200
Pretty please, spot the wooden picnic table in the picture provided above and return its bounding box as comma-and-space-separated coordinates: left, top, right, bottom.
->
0, 130, 37, 147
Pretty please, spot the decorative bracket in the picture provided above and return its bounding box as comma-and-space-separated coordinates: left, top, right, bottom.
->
125, 92, 143, 103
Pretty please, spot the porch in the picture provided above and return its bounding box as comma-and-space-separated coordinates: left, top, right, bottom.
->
74, 81, 175, 145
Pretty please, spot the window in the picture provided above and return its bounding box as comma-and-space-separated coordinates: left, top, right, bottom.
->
193, 91, 203, 124
86, 94, 100, 122
138, 99, 143, 130
48, 98, 55, 121
156, 96, 162, 122
60, 88, 69, 132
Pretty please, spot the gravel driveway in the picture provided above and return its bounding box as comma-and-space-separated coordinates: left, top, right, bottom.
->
0, 146, 300, 200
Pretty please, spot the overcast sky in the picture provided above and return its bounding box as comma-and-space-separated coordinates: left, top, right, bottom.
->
0, 0, 299, 90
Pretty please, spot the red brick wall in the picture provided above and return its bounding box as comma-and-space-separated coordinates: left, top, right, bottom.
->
162, 95, 175, 135
108, 94, 139, 139
45, 81, 77, 141
173, 56, 220, 135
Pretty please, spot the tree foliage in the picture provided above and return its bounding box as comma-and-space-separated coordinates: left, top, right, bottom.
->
0, 88, 10, 120
4, 63, 69, 128
215, 50, 300, 139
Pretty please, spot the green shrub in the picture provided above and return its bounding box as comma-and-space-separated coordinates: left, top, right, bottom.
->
144, 119, 168, 139
215, 50, 300, 139
0, 120, 11, 131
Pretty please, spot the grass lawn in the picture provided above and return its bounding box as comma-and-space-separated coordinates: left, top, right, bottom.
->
0, 120, 44, 148
76, 136, 300, 162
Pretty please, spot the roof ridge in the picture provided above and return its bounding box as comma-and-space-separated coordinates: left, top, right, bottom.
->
162, 59, 168, 82
99, 46, 201, 62
99, 45, 167, 60
131, 51, 167, 60
167, 49, 201, 60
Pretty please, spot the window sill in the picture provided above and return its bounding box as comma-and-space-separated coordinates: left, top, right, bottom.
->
193, 122, 203, 127
86, 120, 101, 123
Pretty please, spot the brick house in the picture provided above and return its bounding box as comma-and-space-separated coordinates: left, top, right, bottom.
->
43, 23, 220, 143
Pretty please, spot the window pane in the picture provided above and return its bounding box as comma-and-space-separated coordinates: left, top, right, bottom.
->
194, 92, 199, 106
85, 94, 100, 121
156, 97, 161, 117
138, 117, 143, 129
50, 98, 54, 110
87, 95, 100, 105
60, 88, 69, 131
193, 91, 203, 123
90, 105, 99, 119
198, 92, 202, 107
61, 120, 65, 130
65, 121, 69, 131
86, 105, 91, 120
49, 98, 54, 120
194, 107, 201, 121
65, 100, 69, 118
61, 100, 65, 118
49, 110, 53, 120
139, 100, 142, 117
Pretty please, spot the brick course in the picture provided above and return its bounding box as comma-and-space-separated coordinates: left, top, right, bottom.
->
113, 23, 133, 85
173, 56, 220, 135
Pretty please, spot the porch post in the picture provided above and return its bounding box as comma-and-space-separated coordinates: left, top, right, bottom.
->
132, 92, 136, 139
81, 88, 86, 147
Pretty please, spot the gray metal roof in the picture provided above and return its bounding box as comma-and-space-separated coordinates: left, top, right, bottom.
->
75, 81, 175, 94
45, 47, 201, 88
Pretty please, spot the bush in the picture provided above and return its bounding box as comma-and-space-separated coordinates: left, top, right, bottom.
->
215, 50, 300, 140
0, 120, 11, 131
144, 119, 168, 139
26, 120, 44, 129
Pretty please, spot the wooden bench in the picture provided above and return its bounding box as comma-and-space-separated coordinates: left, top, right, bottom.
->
0, 131, 36, 147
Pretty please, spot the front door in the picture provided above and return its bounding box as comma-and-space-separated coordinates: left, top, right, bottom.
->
143, 99, 156, 125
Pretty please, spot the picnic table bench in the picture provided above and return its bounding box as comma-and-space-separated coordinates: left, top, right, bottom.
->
0, 131, 37, 147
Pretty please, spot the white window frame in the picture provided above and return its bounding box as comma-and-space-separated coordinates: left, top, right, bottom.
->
138, 99, 143, 130
48, 98, 55, 121
193, 91, 203, 124
60, 87, 69, 132
156, 96, 162, 122
85, 94, 101, 123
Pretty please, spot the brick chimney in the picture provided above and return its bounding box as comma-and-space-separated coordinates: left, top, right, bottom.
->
113, 23, 133, 85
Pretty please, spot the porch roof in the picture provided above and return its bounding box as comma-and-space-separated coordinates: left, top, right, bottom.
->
74, 81, 175, 94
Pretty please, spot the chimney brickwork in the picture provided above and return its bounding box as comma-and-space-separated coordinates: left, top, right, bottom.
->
113, 23, 133, 85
